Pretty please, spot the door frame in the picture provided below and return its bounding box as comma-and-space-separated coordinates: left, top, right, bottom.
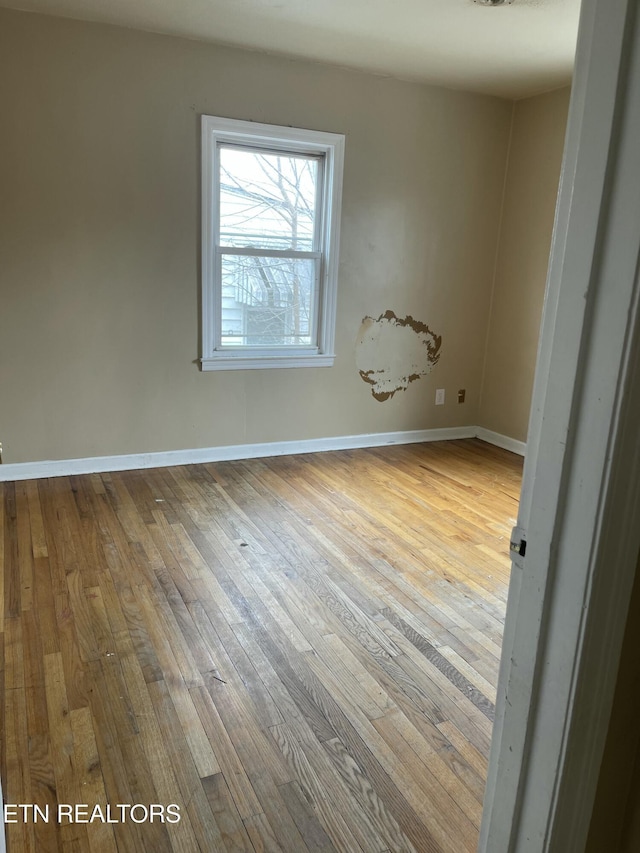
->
479, 0, 640, 849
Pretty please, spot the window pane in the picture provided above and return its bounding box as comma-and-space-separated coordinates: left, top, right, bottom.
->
219, 147, 319, 251
220, 255, 316, 347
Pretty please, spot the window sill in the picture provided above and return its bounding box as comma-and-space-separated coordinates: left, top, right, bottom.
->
200, 354, 336, 371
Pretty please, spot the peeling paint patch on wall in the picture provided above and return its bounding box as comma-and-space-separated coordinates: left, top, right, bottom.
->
356, 310, 441, 401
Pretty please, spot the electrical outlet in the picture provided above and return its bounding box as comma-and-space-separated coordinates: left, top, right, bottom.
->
458, 389, 466, 403
435, 389, 445, 405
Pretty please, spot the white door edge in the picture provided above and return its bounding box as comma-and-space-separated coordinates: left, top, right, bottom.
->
479, 1, 640, 850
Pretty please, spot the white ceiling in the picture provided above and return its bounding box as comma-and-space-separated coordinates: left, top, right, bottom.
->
1, 0, 581, 99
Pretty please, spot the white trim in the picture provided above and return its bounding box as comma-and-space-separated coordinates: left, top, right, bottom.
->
0, 427, 477, 482
480, 1, 640, 850
475, 427, 526, 457
201, 353, 334, 370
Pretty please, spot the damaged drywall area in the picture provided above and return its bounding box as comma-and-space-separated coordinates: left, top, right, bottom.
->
355, 310, 441, 402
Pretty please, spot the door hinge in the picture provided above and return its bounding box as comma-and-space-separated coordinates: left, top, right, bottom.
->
510, 525, 527, 561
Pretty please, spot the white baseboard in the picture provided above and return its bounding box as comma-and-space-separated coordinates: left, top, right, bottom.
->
475, 427, 527, 456
0, 426, 524, 482
0, 426, 482, 482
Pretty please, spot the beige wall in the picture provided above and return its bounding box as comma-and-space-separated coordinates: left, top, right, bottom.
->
479, 87, 570, 443
0, 8, 512, 464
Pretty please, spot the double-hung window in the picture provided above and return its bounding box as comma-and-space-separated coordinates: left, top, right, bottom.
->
201, 116, 345, 370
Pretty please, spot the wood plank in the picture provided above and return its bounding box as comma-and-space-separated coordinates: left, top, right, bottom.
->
69, 706, 118, 852
4, 481, 20, 618
269, 719, 374, 852
5, 686, 36, 852
190, 685, 263, 821
0, 483, 5, 637
201, 772, 256, 852
372, 711, 478, 853
25, 684, 61, 853
43, 652, 90, 851
147, 679, 225, 852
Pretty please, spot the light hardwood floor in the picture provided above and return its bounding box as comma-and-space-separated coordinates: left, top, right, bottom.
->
0, 439, 522, 852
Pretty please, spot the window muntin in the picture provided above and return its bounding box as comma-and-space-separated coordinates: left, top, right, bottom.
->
201, 116, 344, 371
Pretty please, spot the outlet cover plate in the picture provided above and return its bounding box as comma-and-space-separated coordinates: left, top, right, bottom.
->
435, 389, 445, 405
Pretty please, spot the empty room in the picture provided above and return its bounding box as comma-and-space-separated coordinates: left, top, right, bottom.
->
9, 0, 639, 851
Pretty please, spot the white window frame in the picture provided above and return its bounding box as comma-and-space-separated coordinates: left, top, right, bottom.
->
201, 115, 345, 371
